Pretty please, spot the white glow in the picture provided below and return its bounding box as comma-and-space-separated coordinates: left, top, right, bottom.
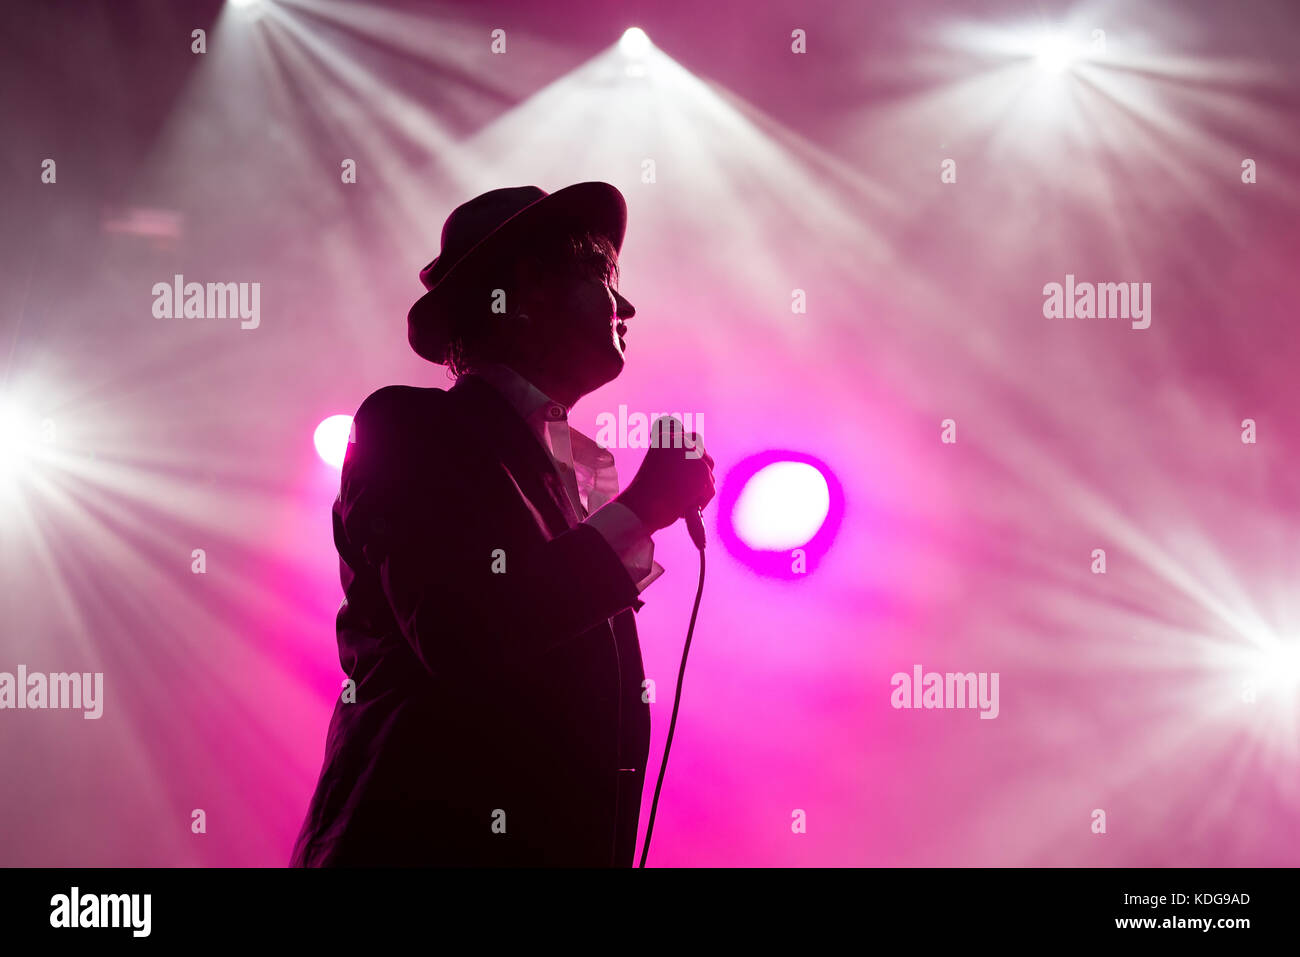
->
0, 400, 34, 482
229, 0, 261, 8
620, 27, 651, 58
1033, 33, 1078, 73
1252, 640, 1300, 691
313, 414, 353, 470
733, 462, 831, 550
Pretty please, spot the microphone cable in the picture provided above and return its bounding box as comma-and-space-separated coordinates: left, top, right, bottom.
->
637, 539, 705, 868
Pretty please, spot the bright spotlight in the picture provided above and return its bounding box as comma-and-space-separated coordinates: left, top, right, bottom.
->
619, 27, 651, 58
1033, 33, 1078, 73
719, 450, 843, 578
0, 400, 35, 481
1252, 640, 1300, 692
313, 415, 353, 470
734, 462, 831, 550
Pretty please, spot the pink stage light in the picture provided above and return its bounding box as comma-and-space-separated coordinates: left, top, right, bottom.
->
313, 414, 352, 469
733, 461, 830, 550
719, 450, 843, 578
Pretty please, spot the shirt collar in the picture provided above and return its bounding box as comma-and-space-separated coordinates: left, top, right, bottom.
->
474, 362, 564, 435
473, 363, 615, 471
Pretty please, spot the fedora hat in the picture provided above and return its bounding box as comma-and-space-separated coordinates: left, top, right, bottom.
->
407, 182, 627, 364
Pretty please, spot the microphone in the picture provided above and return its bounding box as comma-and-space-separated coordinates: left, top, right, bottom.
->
650, 415, 708, 550
685, 507, 706, 550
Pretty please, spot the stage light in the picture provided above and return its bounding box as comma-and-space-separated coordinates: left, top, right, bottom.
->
228, 0, 261, 8
734, 461, 831, 550
718, 450, 843, 578
1252, 640, 1300, 691
619, 27, 651, 58
0, 399, 35, 482
313, 414, 353, 470
1033, 32, 1078, 73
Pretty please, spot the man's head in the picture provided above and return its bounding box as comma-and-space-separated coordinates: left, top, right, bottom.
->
443, 229, 636, 406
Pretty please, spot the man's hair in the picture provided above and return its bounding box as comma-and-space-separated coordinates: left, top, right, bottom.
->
443, 228, 621, 380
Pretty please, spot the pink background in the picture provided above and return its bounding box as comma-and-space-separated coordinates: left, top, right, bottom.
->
2, 0, 1298, 865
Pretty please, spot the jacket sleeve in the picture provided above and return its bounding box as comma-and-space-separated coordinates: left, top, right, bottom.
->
338, 386, 642, 682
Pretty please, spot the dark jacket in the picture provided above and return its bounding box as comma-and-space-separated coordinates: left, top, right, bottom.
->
290, 373, 652, 866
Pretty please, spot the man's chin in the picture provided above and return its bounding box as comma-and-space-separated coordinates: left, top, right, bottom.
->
591, 348, 626, 389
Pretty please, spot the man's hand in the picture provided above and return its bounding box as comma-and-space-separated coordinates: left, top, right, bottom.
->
615, 416, 715, 533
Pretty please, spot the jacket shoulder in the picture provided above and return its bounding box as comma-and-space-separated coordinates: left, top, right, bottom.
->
341, 385, 455, 474
354, 384, 458, 439
353, 384, 447, 423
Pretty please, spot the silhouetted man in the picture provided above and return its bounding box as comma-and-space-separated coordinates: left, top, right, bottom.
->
291, 182, 715, 866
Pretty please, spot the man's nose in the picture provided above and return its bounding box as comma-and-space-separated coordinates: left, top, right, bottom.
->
614, 291, 635, 319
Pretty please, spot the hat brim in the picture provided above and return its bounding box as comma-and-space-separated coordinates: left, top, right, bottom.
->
408, 181, 627, 364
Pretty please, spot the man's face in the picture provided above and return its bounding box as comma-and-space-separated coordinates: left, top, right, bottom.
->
524, 254, 636, 394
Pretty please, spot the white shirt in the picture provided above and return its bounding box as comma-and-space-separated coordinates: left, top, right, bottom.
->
474, 363, 664, 592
